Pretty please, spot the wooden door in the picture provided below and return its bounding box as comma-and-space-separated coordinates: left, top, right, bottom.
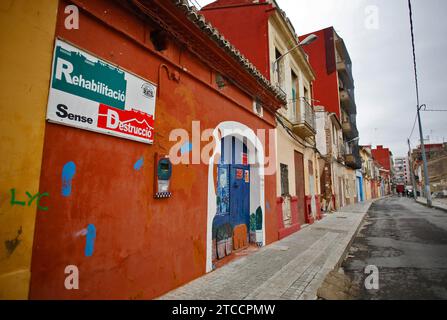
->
294, 151, 305, 225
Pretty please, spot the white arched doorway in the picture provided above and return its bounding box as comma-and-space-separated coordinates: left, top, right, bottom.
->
206, 121, 266, 272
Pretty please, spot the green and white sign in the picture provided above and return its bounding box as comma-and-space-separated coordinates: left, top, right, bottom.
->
47, 39, 157, 144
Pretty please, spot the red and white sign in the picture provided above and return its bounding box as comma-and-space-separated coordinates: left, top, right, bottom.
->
46, 39, 157, 144
97, 104, 154, 143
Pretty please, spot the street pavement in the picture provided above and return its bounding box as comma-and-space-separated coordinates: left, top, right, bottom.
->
158, 200, 373, 300
341, 196, 447, 299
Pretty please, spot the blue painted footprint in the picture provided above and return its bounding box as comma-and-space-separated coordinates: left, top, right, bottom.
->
62, 161, 76, 197
84, 224, 96, 257
134, 157, 144, 171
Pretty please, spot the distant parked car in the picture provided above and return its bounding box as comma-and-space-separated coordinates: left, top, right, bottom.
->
432, 191, 447, 199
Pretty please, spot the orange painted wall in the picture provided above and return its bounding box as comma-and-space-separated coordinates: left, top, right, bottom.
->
29, 0, 278, 299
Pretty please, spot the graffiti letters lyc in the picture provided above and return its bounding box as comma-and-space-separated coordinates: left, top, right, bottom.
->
10, 188, 49, 211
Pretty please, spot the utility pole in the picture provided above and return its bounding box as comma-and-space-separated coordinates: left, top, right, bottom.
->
407, 139, 418, 200
408, 0, 432, 206
417, 105, 432, 206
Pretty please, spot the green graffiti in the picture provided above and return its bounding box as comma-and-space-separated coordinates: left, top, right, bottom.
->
10, 189, 49, 211
10, 189, 25, 206
36, 192, 49, 211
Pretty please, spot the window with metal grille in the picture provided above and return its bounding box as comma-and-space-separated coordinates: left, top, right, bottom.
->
280, 163, 289, 196
275, 48, 285, 90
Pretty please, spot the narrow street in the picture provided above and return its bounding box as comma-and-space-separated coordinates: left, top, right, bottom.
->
159, 201, 372, 300
341, 196, 447, 299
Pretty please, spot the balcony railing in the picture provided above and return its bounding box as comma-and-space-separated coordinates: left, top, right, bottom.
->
344, 142, 362, 169
339, 88, 356, 114
336, 57, 354, 87
342, 119, 353, 136
291, 97, 316, 138
337, 144, 346, 162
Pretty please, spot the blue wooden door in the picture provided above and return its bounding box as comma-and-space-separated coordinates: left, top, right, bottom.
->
229, 165, 250, 230
357, 176, 364, 202
213, 137, 251, 260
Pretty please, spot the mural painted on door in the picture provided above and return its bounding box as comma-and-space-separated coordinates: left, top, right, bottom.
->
206, 121, 266, 273
212, 136, 253, 262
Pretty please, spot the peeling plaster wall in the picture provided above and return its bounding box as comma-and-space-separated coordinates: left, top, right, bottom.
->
0, 0, 58, 299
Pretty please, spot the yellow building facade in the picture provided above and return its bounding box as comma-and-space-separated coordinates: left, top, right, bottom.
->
0, 0, 58, 299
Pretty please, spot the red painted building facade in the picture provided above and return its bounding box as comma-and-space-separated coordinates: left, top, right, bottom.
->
29, 0, 285, 299
372, 146, 393, 195
372, 145, 392, 171
200, 0, 274, 80
299, 27, 342, 120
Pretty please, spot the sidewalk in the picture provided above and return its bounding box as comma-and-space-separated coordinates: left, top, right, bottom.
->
416, 197, 447, 212
158, 200, 374, 300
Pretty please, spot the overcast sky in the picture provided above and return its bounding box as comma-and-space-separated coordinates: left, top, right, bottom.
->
196, 0, 447, 157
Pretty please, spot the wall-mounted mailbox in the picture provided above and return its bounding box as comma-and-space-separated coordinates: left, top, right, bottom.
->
154, 153, 172, 199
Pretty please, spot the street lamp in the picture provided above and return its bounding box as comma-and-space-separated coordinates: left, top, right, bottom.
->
272, 34, 318, 72
346, 137, 360, 144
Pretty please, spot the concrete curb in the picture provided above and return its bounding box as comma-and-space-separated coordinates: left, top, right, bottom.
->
333, 205, 370, 271
415, 198, 447, 213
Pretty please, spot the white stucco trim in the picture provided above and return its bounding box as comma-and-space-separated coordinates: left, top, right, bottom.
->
206, 121, 265, 273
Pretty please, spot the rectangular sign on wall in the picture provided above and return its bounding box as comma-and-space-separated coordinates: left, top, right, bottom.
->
46, 39, 157, 144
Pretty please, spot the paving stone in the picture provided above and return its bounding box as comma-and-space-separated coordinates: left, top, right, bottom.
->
158, 201, 373, 300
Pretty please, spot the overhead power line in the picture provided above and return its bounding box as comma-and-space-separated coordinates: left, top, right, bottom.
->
190, 0, 202, 9
408, 111, 418, 140
408, 0, 420, 108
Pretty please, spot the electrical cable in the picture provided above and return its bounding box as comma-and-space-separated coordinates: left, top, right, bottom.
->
408, 0, 420, 107
408, 111, 418, 140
